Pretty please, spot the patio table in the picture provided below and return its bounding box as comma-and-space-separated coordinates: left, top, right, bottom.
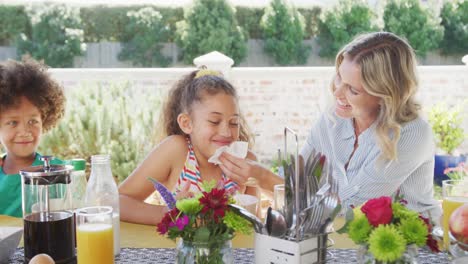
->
1, 215, 450, 263
7, 247, 450, 263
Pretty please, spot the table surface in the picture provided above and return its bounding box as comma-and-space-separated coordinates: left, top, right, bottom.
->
7, 247, 451, 264
1, 215, 451, 263
0, 215, 356, 249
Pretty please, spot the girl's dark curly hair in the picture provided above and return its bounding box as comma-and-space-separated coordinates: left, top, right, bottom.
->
157, 70, 253, 146
0, 58, 66, 132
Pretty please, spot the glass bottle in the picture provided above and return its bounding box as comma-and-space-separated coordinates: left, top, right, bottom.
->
69, 158, 87, 210
85, 154, 120, 255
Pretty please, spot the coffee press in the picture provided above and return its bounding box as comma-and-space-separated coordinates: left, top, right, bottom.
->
20, 156, 76, 264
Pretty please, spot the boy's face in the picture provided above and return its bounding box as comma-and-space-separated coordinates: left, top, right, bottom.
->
0, 96, 43, 159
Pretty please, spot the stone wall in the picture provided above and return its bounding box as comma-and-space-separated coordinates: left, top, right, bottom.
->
49, 65, 468, 164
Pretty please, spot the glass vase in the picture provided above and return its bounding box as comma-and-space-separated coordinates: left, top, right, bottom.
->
175, 239, 234, 264
357, 244, 419, 264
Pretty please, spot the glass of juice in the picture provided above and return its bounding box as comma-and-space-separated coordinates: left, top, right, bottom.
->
76, 206, 114, 264
442, 180, 468, 250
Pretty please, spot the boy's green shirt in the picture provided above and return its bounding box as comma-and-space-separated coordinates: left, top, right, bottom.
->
0, 153, 63, 218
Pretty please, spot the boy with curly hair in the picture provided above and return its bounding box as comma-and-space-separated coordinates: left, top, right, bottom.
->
0, 58, 66, 217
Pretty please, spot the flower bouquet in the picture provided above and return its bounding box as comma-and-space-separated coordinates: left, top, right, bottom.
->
150, 179, 252, 264
337, 196, 440, 264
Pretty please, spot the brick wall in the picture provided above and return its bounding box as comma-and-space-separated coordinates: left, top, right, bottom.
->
49, 66, 468, 164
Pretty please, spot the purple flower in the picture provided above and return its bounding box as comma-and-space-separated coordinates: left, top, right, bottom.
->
148, 177, 176, 209
169, 215, 189, 231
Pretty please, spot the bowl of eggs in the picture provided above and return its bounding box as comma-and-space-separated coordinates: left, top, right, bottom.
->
0, 226, 23, 264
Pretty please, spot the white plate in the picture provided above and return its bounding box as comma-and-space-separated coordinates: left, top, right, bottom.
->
0, 226, 23, 264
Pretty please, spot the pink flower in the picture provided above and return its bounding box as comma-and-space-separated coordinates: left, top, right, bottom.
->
169, 215, 189, 231
361, 196, 393, 227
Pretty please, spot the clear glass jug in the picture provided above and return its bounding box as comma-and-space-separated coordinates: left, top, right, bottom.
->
20, 155, 76, 264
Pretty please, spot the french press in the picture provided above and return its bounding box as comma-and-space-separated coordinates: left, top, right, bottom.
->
20, 156, 76, 264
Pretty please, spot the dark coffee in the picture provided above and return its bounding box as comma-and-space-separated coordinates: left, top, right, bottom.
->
24, 211, 76, 264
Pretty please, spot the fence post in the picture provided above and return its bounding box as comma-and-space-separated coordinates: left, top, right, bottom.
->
193, 51, 234, 78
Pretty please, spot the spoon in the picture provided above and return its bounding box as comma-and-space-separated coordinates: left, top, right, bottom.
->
228, 204, 267, 235
265, 207, 288, 238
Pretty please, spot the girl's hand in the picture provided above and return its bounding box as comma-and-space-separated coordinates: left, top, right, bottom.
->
218, 152, 258, 185
175, 182, 194, 200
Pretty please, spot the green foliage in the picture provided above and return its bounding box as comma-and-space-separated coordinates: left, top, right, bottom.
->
80, 6, 129, 42
439, 0, 468, 55
15, 4, 85, 68
176, 0, 247, 65
383, 0, 443, 57
39, 82, 161, 183
298, 7, 322, 39
80, 6, 183, 43
428, 102, 466, 155
261, 0, 310, 65
0, 5, 29, 45
236, 7, 264, 39
118, 7, 171, 67
317, 0, 378, 58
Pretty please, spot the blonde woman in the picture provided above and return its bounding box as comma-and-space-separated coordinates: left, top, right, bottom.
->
220, 32, 441, 219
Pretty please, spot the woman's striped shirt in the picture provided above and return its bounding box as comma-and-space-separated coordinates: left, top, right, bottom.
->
300, 112, 442, 220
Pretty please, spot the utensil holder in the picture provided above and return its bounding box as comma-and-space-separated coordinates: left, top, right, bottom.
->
254, 233, 331, 264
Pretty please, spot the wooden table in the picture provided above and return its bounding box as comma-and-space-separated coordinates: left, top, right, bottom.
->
0, 214, 355, 249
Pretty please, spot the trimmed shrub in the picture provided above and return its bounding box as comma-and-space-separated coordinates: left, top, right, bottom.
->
39, 82, 161, 183
261, 0, 310, 65
118, 7, 171, 67
176, 0, 247, 65
383, 0, 443, 57
80, 6, 129, 42
0, 5, 29, 45
80, 6, 183, 43
16, 4, 85, 68
236, 7, 264, 39
298, 7, 322, 39
317, 0, 378, 59
439, 0, 468, 56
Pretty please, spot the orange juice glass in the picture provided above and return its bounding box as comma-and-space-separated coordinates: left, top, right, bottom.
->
442, 180, 468, 250
76, 206, 114, 264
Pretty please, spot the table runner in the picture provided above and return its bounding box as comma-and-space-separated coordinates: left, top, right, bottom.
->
9, 247, 450, 263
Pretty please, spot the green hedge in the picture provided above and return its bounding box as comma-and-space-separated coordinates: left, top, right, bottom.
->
176, 0, 247, 65
383, 0, 443, 57
317, 0, 378, 59
0, 6, 29, 45
16, 4, 85, 68
439, 0, 468, 55
1, 3, 464, 66
261, 0, 310, 65
118, 7, 171, 67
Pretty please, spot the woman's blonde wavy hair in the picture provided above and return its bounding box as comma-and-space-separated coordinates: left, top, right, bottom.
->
334, 32, 421, 161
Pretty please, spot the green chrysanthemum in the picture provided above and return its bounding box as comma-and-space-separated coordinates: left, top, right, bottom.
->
223, 211, 252, 235
392, 202, 418, 221
368, 225, 406, 262
348, 216, 372, 244
176, 197, 203, 215
200, 179, 217, 192
353, 205, 364, 219
398, 218, 428, 246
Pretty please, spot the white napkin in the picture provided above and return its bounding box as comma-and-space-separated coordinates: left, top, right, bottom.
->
208, 141, 249, 165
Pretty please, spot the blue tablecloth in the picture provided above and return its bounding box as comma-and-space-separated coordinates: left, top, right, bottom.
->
10, 247, 450, 263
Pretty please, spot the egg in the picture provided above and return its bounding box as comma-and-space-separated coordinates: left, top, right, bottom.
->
28, 254, 55, 264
